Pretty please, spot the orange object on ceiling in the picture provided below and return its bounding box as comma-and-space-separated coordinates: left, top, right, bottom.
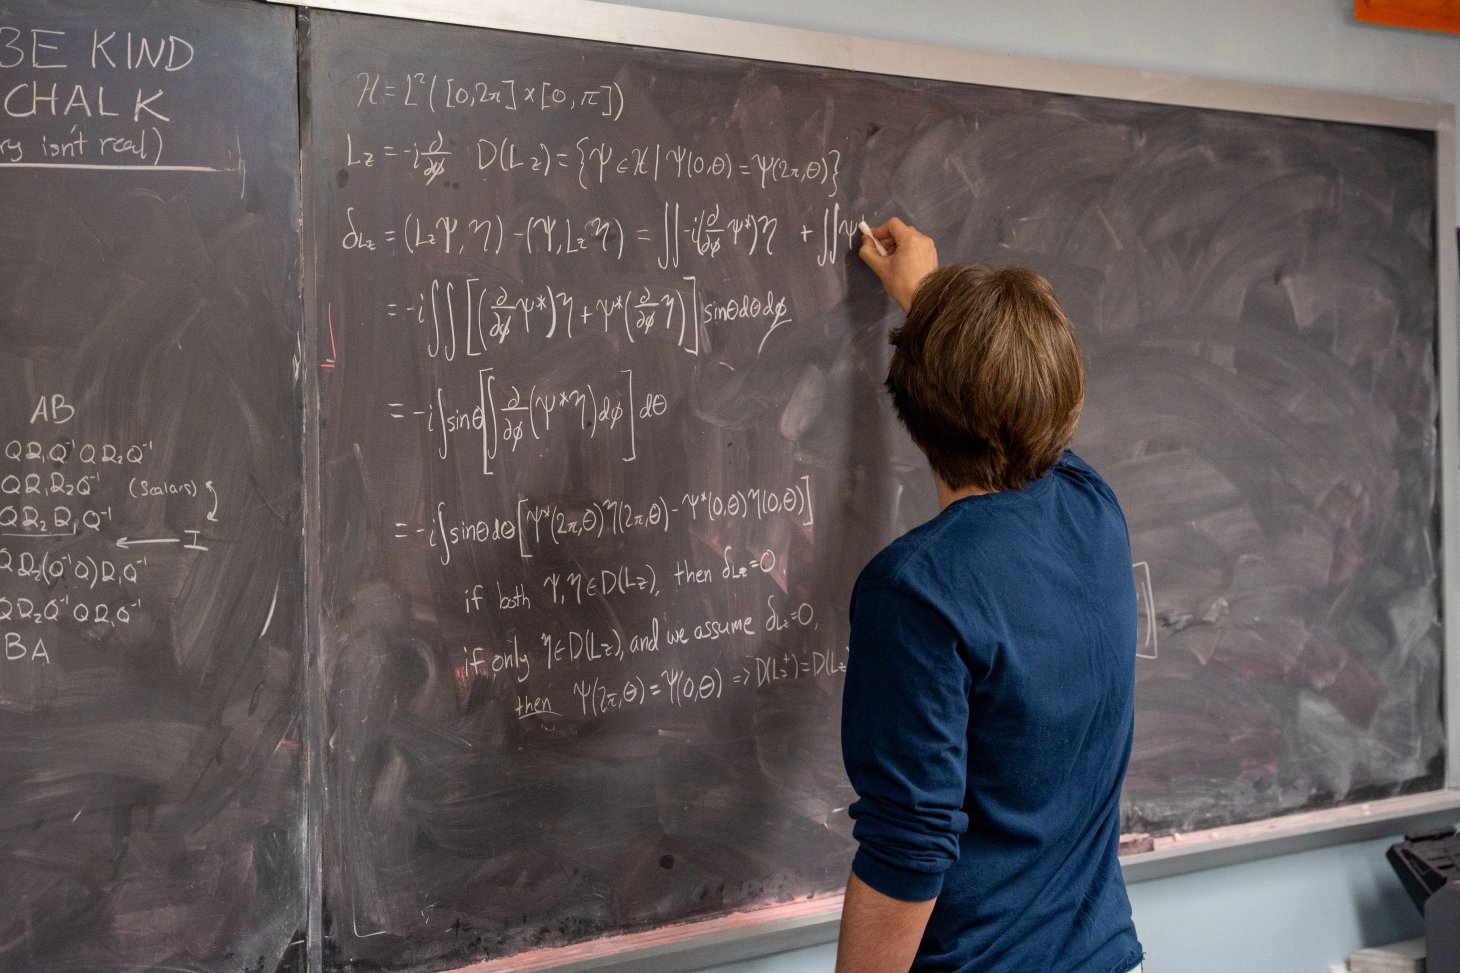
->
1355, 0, 1460, 34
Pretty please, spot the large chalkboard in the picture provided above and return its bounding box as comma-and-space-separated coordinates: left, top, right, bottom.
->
0, 1, 305, 971
303, 6, 1447, 972
0, 0, 1452, 970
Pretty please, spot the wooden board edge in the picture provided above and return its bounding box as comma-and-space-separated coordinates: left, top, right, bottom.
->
1439, 103, 1460, 792
444, 895, 842, 973
1118, 791, 1460, 882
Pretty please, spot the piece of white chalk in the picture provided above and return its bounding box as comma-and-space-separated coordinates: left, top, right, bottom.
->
858, 220, 889, 257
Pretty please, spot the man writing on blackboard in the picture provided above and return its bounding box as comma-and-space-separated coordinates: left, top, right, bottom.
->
836, 219, 1144, 973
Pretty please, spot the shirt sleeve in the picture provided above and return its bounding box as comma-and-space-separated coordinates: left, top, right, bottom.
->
841, 579, 972, 902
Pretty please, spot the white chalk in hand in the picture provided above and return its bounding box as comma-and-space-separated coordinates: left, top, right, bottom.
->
858, 220, 889, 257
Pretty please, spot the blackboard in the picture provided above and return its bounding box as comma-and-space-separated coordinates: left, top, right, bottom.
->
0, 1, 305, 971
303, 6, 1448, 972
1, 0, 1454, 970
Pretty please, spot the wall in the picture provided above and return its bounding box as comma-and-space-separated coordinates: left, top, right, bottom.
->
584, 0, 1458, 970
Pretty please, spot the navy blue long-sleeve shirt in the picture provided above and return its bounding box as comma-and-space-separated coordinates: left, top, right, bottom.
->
841, 451, 1143, 973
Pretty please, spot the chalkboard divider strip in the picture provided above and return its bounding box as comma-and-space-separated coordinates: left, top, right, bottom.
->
295, 6, 328, 973
265, 0, 1450, 132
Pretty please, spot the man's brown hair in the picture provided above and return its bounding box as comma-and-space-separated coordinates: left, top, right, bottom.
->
885, 263, 1085, 493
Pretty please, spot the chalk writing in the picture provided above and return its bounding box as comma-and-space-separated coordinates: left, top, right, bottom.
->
0, 400, 226, 664
355, 72, 624, 120
0, 25, 248, 176
321, 38, 851, 758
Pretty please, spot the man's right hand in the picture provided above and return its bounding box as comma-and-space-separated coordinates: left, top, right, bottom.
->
858, 217, 938, 313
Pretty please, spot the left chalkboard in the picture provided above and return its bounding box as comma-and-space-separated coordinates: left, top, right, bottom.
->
0, 2, 305, 971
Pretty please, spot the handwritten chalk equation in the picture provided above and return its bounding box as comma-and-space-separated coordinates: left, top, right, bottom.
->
0, 593, 140, 629
0, 398, 227, 666
453, 641, 845, 723
407, 278, 701, 357
386, 368, 662, 470
570, 666, 723, 719
339, 201, 781, 267
402, 475, 814, 564
340, 131, 841, 196
0, 548, 146, 589
355, 72, 624, 120
336, 277, 790, 371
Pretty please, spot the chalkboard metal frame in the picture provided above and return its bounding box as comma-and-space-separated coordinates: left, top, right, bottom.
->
278, 0, 1460, 967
